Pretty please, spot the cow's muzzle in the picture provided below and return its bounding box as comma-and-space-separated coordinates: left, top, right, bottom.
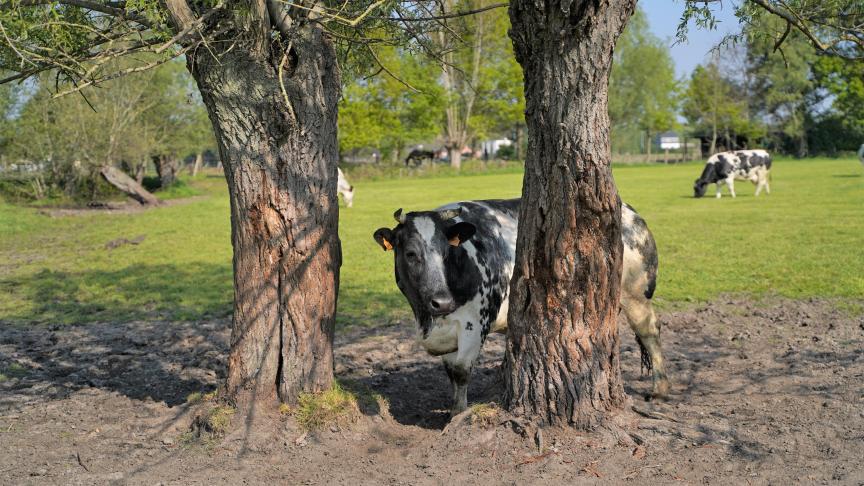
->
428, 294, 457, 316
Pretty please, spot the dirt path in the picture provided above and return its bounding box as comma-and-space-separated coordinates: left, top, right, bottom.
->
1, 298, 862, 484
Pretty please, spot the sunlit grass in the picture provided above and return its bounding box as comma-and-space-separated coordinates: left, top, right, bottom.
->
1, 158, 862, 327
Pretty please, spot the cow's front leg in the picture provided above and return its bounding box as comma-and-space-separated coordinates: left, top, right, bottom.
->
442, 357, 471, 416
727, 176, 737, 198
441, 321, 484, 416
715, 181, 723, 198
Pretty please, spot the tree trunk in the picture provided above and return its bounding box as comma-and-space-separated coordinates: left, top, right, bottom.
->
190, 152, 204, 176
449, 145, 462, 170
710, 122, 717, 155
187, 26, 341, 408
504, 0, 634, 428
514, 124, 523, 160
646, 128, 652, 160
100, 165, 160, 205
153, 154, 180, 187
135, 159, 146, 184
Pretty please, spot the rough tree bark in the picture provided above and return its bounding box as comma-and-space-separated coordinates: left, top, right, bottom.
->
187, 27, 341, 407
504, 0, 636, 428
153, 154, 180, 187
189, 152, 204, 176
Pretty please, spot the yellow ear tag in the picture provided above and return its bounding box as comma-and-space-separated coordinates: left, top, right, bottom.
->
382, 239, 393, 251
448, 235, 460, 247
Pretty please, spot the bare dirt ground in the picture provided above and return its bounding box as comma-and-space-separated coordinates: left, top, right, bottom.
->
1, 297, 863, 485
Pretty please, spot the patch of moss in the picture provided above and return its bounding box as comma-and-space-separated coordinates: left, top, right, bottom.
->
469, 403, 499, 426
294, 381, 361, 431
205, 406, 235, 435
2, 363, 28, 379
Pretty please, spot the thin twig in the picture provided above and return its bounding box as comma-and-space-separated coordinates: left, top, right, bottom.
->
278, 42, 297, 125
367, 45, 419, 93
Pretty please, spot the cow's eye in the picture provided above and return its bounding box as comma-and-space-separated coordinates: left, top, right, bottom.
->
405, 250, 419, 261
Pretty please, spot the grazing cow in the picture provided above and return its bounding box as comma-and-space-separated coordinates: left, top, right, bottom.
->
857, 144, 864, 167
693, 150, 772, 198
405, 149, 436, 167
373, 200, 668, 415
337, 168, 354, 208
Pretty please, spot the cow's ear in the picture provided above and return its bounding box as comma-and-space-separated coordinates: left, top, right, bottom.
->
445, 222, 476, 247
373, 228, 395, 251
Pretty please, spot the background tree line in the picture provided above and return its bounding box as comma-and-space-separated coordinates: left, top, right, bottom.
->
3, 4, 861, 202
338, 6, 864, 164
0, 60, 214, 201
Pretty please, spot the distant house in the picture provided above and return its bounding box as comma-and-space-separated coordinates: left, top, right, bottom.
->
657, 131, 681, 150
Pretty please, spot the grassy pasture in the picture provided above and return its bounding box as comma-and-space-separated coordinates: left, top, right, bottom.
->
0, 157, 862, 328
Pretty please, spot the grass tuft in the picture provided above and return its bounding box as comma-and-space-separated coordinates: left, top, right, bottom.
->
1, 363, 28, 379
204, 406, 235, 435
294, 381, 361, 431
186, 389, 219, 405
469, 403, 500, 426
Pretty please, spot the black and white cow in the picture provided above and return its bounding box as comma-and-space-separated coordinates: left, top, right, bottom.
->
693, 149, 772, 198
405, 149, 436, 167
373, 200, 668, 415
337, 168, 354, 208
857, 143, 864, 168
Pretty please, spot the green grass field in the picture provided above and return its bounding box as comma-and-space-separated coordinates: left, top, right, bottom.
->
1, 157, 862, 328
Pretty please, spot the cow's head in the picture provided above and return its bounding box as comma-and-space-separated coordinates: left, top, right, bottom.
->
373, 207, 481, 325
693, 162, 717, 198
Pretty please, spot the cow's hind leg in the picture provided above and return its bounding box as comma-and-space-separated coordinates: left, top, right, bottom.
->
442, 357, 471, 416
622, 295, 669, 399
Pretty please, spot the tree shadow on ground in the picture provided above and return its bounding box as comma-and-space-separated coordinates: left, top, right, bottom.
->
0, 263, 233, 326
0, 317, 230, 407
2, 289, 861, 470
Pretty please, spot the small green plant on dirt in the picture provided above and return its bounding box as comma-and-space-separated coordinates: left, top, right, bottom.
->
836, 300, 864, 317
185, 403, 237, 446
279, 403, 292, 415
469, 403, 499, 426
205, 406, 235, 435
294, 381, 362, 431
186, 390, 218, 405
2, 363, 28, 379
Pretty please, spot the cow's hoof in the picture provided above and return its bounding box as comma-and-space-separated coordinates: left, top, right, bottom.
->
647, 380, 670, 401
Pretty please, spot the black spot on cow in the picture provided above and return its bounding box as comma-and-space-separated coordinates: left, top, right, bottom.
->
645, 275, 656, 299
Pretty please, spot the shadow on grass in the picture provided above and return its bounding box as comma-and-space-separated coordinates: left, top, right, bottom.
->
1, 263, 234, 326
831, 174, 862, 178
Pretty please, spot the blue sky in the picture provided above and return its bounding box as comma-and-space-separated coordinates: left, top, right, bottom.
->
639, 0, 743, 79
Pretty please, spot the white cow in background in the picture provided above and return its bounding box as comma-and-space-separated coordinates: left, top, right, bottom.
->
337, 168, 354, 208
857, 144, 864, 168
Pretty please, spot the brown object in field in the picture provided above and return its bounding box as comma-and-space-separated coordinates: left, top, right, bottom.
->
99, 166, 160, 206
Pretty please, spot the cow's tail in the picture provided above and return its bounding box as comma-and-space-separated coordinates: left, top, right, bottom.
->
635, 335, 653, 375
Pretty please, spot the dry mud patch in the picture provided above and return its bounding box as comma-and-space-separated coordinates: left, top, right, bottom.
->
1, 298, 862, 484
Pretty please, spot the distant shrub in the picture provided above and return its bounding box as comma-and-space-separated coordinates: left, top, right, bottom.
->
495, 144, 517, 160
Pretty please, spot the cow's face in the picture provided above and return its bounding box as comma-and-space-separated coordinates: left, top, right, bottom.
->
693, 180, 708, 198
373, 208, 480, 322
